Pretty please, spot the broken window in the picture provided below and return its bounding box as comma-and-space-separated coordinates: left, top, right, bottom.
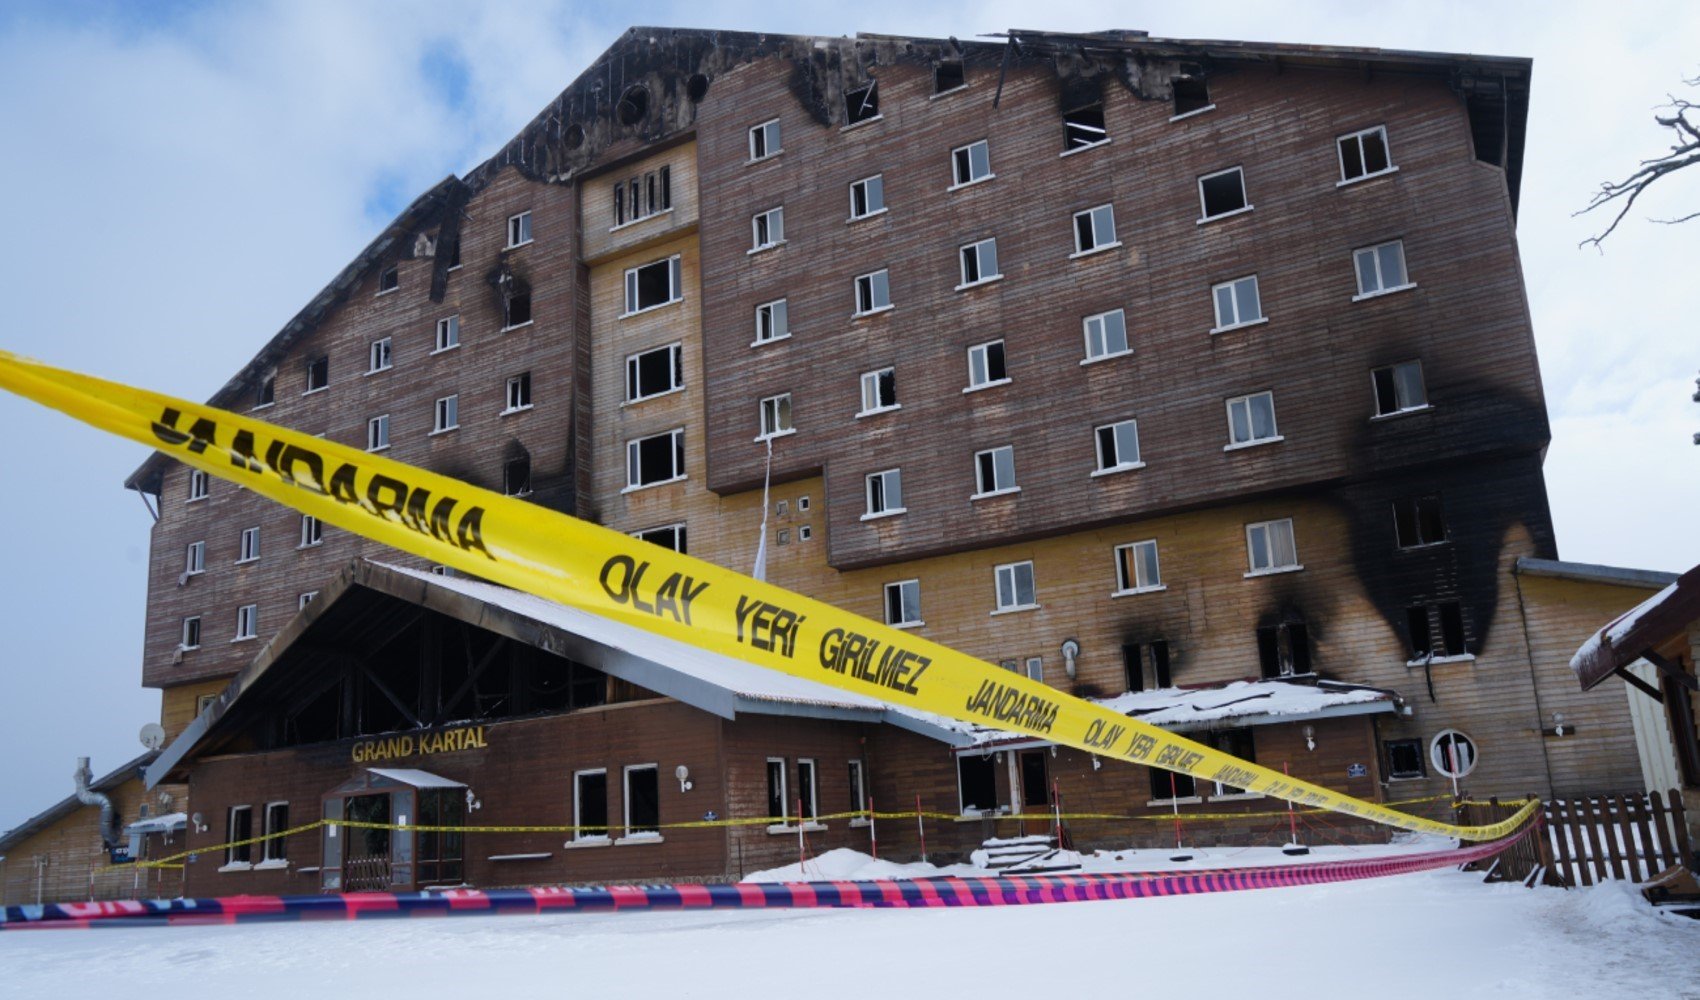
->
1372, 361, 1428, 416
1096, 419, 1141, 473
1072, 204, 1117, 254
1246, 517, 1299, 574
503, 455, 531, 497
435, 315, 459, 352
854, 269, 891, 315
377, 265, 398, 294
1257, 620, 1312, 678
766, 758, 788, 822
625, 429, 684, 488
859, 367, 896, 414
503, 289, 531, 329
624, 255, 683, 314
884, 579, 921, 626
263, 803, 289, 863
849, 174, 884, 220
848, 760, 866, 814
957, 754, 998, 813
865, 468, 903, 516
1408, 602, 1468, 659
1440, 602, 1467, 657
632, 523, 686, 553
1198, 167, 1250, 220
1392, 494, 1446, 548
625, 343, 683, 402
1123, 640, 1172, 693
445, 237, 461, 269
614, 166, 671, 226
1384, 738, 1425, 779
432, 394, 458, 433
1064, 102, 1108, 151
1226, 391, 1279, 447
305, 355, 328, 393
967, 340, 1007, 389
796, 759, 818, 820
934, 61, 965, 94
256, 376, 275, 408
1212, 275, 1263, 331
749, 118, 781, 161
844, 82, 879, 125
505, 371, 531, 412
958, 238, 1000, 286
1354, 240, 1410, 298
951, 139, 992, 187
366, 414, 389, 452
1152, 764, 1197, 801
973, 445, 1016, 496
758, 393, 793, 439
506, 211, 532, 248
1208, 731, 1257, 795
754, 298, 789, 343
226, 806, 253, 865
623, 765, 660, 835
1338, 125, 1394, 183
1114, 538, 1161, 593
1172, 75, 1211, 117
994, 561, 1037, 612
1083, 308, 1129, 360
751, 206, 784, 251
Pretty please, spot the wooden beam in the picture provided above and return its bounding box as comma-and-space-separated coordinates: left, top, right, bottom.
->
1646, 651, 1699, 692
1615, 665, 1664, 703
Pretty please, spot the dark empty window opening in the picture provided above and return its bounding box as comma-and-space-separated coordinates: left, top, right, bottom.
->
377, 265, 398, 294
257, 376, 275, 408
626, 344, 683, 401
845, 82, 879, 125
766, 758, 788, 821
628, 430, 684, 487
1372, 361, 1427, 416
1209, 730, 1257, 794
1173, 75, 1211, 117
1392, 495, 1446, 548
1018, 750, 1050, 808
625, 257, 682, 314
935, 61, 965, 94
305, 356, 328, 393
1123, 640, 1171, 692
1064, 103, 1108, 151
503, 290, 531, 329
635, 524, 686, 553
504, 456, 531, 497
686, 73, 710, 103
1199, 168, 1248, 218
1408, 601, 1468, 659
617, 85, 649, 126
624, 766, 659, 834
1257, 621, 1312, 678
614, 166, 671, 226
1385, 738, 1425, 779
1339, 126, 1392, 182
1406, 605, 1434, 660
1152, 765, 1196, 801
1438, 602, 1467, 657
575, 771, 608, 838
445, 237, 461, 269
958, 754, 998, 813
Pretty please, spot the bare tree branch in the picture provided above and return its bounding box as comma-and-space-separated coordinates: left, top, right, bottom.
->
1577, 74, 1700, 249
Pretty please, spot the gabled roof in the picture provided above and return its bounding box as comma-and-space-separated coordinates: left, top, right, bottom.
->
0, 752, 156, 853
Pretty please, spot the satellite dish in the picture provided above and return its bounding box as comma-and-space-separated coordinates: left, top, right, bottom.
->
138, 723, 166, 751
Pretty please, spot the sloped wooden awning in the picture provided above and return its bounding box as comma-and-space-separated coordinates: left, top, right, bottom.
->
1570, 564, 1700, 694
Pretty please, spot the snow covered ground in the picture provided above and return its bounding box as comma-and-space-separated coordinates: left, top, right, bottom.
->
3, 866, 1696, 998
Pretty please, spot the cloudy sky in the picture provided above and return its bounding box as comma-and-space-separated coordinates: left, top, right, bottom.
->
0, 0, 1694, 834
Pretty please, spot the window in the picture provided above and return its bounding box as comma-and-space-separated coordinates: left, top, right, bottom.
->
766, 758, 788, 824
366, 414, 390, 452
445, 237, 461, 269
966, 340, 1007, 390
1023, 657, 1044, 682
1353, 240, 1411, 299
1211, 275, 1264, 331
1431, 731, 1478, 779
1122, 640, 1171, 692
958, 754, 999, 814
434, 315, 460, 353
625, 429, 685, 489
848, 760, 867, 816
180, 616, 202, 650
1385, 738, 1425, 779
622, 765, 660, 836
255, 376, 274, 409
1114, 540, 1162, 594
1063, 103, 1108, 151
237, 526, 260, 564
751, 207, 785, 251
749, 119, 781, 161
864, 468, 903, 518
1198, 166, 1250, 220
796, 759, 818, 820
185, 540, 205, 576
625, 343, 684, 402
797, 495, 810, 512
1072, 204, 1117, 255
433, 394, 459, 434
504, 372, 532, 413
574, 770, 609, 840
1407, 601, 1468, 660
1094, 419, 1142, 473
197, 693, 216, 714
304, 355, 328, 394
798, 524, 812, 541
884, 579, 921, 627
624, 256, 684, 314
844, 82, 878, 125
935, 61, 965, 94
1207, 730, 1256, 796
1338, 125, 1394, 183
416, 789, 465, 885
1226, 391, 1280, 448
377, 266, 398, 295
994, 561, 1037, 612
849, 175, 885, 219
957, 238, 1000, 288
225, 806, 252, 866
1257, 620, 1312, 678
503, 289, 531, 329
1372, 361, 1428, 416
1082, 309, 1129, 361
754, 299, 789, 344
757, 393, 793, 439
298, 592, 317, 610
973, 446, 1017, 497
299, 514, 322, 548
633, 524, 687, 553
262, 803, 289, 863
188, 469, 209, 502
506, 211, 532, 248
235, 603, 258, 641
951, 140, 992, 187
1393, 495, 1446, 548
1151, 766, 1197, 803
503, 456, 531, 497
1172, 75, 1211, 117
1246, 518, 1300, 574
613, 166, 671, 226
859, 367, 896, 415
854, 269, 891, 315
364, 337, 392, 374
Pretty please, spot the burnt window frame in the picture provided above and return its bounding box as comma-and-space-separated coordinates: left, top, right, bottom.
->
1063, 102, 1109, 153
621, 764, 660, 838
304, 355, 329, 395
1171, 75, 1213, 119
225, 805, 253, 866
573, 768, 609, 841
1392, 494, 1447, 549
376, 265, 399, 295
1372, 360, 1429, 418
1406, 600, 1469, 661
843, 81, 880, 127
1256, 620, 1313, 678
1385, 738, 1426, 779
254, 375, 275, 409
503, 455, 532, 497
933, 61, 966, 96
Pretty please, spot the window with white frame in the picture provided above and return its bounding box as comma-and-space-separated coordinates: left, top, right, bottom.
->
181, 616, 201, 650
1024, 656, 1044, 682
854, 269, 891, 315
844, 82, 878, 125
505, 372, 532, 413
1338, 125, 1394, 183
433, 394, 459, 434
1212, 276, 1263, 331
1072, 204, 1117, 255
1094, 419, 1142, 472
506, 211, 532, 248
1226, 391, 1280, 447
434, 315, 460, 353
624, 256, 684, 315
377, 266, 398, 295
973, 446, 1017, 497
766, 758, 788, 824
185, 540, 205, 576
1372, 361, 1427, 416
626, 429, 685, 489
255, 376, 274, 408
994, 561, 1038, 612
849, 175, 885, 219
305, 355, 328, 393
237, 527, 260, 564
859, 367, 896, 415
1063, 103, 1108, 151
503, 456, 531, 497
864, 468, 903, 518
622, 764, 659, 836
1114, 539, 1162, 594
368, 337, 392, 373
188, 469, 209, 502
574, 769, 608, 840
796, 759, 819, 821
958, 238, 1000, 287
298, 592, 317, 610
749, 119, 781, 161
235, 603, 258, 640
951, 139, 992, 187
225, 805, 253, 865
754, 299, 789, 344
299, 515, 321, 548
848, 760, 867, 816
1353, 240, 1411, 299
758, 393, 793, 439
1197, 166, 1250, 220
751, 207, 785, 251
625, 343, 683, 402
633, 524, 687, 553
966, 340, 1007, 389
367, 414, 390, 452
262, 802, 289, 863
884, 579, 921, 627
1246, 518, 1300, 574
1082, 308, 1129, 361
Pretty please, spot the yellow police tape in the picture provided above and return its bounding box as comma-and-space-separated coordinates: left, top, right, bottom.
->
0, 350, 1538, 845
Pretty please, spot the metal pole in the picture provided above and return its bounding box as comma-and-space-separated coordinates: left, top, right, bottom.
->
868, 794, 878, 860
915, 793, 927, 865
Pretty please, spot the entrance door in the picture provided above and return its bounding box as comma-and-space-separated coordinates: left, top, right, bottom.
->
1017, 750, 1050, 837
343, 793, 392, 892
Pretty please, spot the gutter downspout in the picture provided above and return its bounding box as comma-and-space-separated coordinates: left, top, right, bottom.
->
73, 757, 122, 850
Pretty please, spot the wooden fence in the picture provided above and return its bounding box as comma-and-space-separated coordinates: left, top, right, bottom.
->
1462, 790, 1691, 887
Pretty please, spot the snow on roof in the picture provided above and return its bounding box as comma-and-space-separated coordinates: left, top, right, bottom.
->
367, 768, 466, 790
1570, 563, 1700, 690
124, 812, 186, 836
